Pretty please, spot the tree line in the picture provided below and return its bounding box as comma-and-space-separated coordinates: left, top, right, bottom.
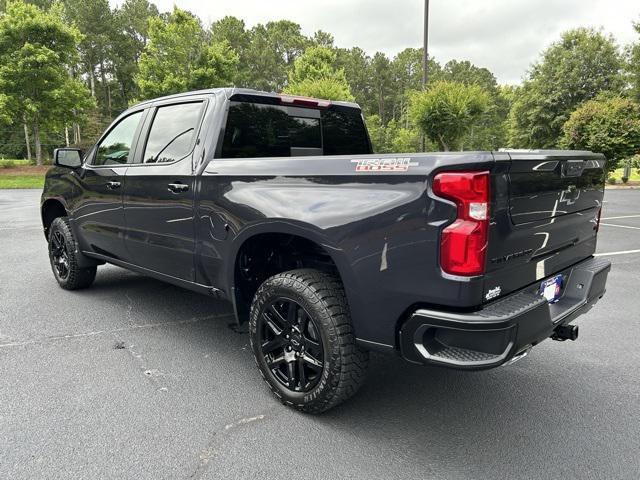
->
1, 0, 639, 170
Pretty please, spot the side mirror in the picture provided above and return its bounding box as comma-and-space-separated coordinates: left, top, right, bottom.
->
54, 148, 83, 168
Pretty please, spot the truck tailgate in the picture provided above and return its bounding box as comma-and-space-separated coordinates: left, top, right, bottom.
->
483, 151, 606, 303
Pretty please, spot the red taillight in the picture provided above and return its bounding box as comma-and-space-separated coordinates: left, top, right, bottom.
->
433, 171, 490, 276
278, 95, 331, 108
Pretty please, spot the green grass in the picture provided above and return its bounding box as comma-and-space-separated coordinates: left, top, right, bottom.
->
609, 167, 640, 182
0, 158, 31, 168
0, 175, 45, 189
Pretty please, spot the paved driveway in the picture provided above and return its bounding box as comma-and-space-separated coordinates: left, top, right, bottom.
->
1, 189, 639, 479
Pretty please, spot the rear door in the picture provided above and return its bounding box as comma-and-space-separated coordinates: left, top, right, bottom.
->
123, 99, 206, 281
73, 109, 146, 261
483, 150, 606, 302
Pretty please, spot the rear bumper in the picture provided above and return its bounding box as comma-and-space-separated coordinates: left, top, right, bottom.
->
398, 256, 611, 369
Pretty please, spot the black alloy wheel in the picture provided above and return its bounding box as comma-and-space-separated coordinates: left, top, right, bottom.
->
50, 229, 70, 280
257, 297, 324, 393
47, 217, 97, 290
249, 269, 369, 413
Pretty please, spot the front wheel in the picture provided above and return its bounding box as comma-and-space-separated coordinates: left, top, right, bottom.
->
249, 269, 369, 414
48, 217, 96, 290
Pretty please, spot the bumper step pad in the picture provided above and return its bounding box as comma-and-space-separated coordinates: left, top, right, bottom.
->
399, 256, 611, 370
430, 346, 500, 364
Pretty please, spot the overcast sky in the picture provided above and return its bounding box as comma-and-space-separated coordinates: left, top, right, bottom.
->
118, 0, 640, 85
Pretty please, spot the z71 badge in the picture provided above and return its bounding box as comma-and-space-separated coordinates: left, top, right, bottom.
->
352, 157, 418, 172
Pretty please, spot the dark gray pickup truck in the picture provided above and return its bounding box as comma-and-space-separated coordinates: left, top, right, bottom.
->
42, 88, 611, 413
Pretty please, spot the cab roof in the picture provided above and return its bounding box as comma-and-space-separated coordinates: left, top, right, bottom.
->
130, 88, 362, 111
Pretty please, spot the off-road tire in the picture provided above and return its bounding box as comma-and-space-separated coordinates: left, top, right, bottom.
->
249, 269, 369, 414
48, 217, 96, 290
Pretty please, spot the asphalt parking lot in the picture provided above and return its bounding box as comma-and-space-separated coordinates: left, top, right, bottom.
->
1, 189, 639, 480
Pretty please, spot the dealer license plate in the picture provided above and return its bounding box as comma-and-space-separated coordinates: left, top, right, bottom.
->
540, 275, 563, 303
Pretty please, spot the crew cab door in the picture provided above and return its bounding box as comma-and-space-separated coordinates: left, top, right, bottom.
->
73, 109, 146, 261
122, 100, 206, 281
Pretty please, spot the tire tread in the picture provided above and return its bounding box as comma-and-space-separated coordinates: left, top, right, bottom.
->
48, 217, 96, 290
249, 268, 368, 414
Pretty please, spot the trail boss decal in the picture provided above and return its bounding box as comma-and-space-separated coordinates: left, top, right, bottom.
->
485, 286, 502, 301
352, 157, 419, 172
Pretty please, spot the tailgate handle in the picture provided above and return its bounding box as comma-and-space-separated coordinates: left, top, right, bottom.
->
562, 160, 585, 178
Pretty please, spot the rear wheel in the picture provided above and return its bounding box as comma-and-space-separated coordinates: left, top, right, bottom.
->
48, 217, 96, 290
249, 269, 368, 414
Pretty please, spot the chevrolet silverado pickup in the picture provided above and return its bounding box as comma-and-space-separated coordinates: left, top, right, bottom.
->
41, 88, 611, 413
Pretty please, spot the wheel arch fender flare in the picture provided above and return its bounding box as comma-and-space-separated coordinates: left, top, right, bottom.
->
41, 196, 70, 238
225, 220, 363, 329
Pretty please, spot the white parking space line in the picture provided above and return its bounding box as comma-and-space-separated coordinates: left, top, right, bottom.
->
600, 223, 640, 231
595, 249, 640, 257
602, 214, 640, 220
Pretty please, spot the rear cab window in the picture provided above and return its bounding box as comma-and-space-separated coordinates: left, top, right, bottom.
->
220, 99, 371, 158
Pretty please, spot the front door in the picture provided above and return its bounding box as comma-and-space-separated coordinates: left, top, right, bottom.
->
73, 110, 145, 261
123, 100, 205, 281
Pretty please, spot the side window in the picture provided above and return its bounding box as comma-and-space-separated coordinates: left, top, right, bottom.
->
141, 102, 203, 164
221, 103, 322, 158
93, 111, 143, 166
322, 109, 372, 155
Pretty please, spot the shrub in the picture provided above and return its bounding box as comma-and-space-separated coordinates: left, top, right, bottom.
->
607, 177, 617, 185
562, 96, 640, 173
409, 81, 490, 151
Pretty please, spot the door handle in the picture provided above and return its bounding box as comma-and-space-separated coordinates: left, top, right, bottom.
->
106, 181, 121, 190
168, 182, 189, 193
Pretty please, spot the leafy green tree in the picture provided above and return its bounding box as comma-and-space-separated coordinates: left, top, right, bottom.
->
284, 46, 354, 101
264, 20, 307, 65
370, 52, 393, 122
509, 28, 624, 148
438, 60, 508, 149
409, 81, 490, 151
390, 48, 441, 127
365, 114, 386, 152
284, 77, 354, 101
210, 15, 251, 87
310, 30, 334, 49
440, 60, 497, 93
25, 0, 55, 8
211, 16, 250, 55
627, 19, 640, 101
244, 20, 307, 92
335, 47, 373, 112
46, 75, 95, 144
0, 1, 92, 164
561, 95, 640, 171
0, 91, 10, 124
135, 7, 238, 100
366, 114, 423, 153
286, 47, 337, 85
392, 48, 428, 93
111, 0, 159, 107
63, 0, 116, 109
